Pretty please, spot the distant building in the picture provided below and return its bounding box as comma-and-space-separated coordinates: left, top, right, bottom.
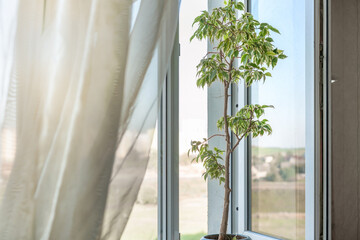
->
252, 166, 267, 179
264, 156, 274, 163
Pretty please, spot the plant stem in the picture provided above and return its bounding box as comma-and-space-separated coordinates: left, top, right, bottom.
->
219, 75, 232, 240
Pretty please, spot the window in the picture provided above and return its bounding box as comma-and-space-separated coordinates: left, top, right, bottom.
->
122, 1, 319, 239
121, 127, 158, 239
250, 0, 305, 240
250, 1, 306, 239
179, 0, 208, 239
234, 0, 318, 239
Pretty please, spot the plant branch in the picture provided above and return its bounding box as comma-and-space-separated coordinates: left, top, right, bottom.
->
203, 134, 226, 143
231, 110, 254, 152
231, 134, 244, 153
203, 51, 220, 59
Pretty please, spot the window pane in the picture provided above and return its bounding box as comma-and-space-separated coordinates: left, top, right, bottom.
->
121, 3, 157, 239
250, 1, 306, 239
179, 0, 208, 239
121, 126, 158, 240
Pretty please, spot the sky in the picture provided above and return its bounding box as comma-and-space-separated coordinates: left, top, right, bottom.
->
179, 0, 208, 154
251, 0, 307, 149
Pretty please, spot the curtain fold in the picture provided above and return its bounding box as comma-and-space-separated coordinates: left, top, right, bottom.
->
0, 0, 178, 239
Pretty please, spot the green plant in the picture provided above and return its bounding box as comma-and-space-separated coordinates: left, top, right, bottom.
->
188, 2, 286, 240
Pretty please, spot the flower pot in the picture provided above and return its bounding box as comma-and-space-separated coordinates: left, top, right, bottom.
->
200, 234, 250, 240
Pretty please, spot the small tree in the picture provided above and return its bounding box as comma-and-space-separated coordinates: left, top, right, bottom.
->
189, 2, 286, 240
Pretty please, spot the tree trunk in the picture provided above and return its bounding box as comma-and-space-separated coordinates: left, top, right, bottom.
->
219, 151, 231, 240
218, 82, 231, 240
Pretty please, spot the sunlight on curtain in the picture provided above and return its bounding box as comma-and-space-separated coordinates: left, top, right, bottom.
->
0, 0, 178, 239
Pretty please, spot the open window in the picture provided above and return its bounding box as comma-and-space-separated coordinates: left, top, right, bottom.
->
121, 0, 324, 239
233, 0, 321, 239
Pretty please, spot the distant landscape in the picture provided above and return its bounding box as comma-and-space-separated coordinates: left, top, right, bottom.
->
251, 147, 305, 240
0, 144, 305, 240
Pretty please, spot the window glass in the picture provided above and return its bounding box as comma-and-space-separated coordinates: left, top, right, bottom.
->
121, 127, 158, 240
179, 0, 208, 239
120, 3, 158, 238
250, 1, 306, 239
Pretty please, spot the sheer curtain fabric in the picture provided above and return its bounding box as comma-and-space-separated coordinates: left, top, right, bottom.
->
0, 0, 178, 239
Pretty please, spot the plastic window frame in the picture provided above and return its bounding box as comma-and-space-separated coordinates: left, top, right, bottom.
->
158, 27, 180, 240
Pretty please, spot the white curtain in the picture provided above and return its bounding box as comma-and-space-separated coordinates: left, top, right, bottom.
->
0, 0, 178, 239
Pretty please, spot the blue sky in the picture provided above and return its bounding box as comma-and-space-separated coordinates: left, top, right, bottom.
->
251, 0, 306, 149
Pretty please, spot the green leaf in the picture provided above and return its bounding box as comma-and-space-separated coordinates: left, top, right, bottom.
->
241, 53, 249, 64
260, 23, 268, 29
234, 2, 245, 10
220, 177, 225, 184
248, 62, 259, 68
210, 70, 217, 80
271, 57, 278, 68
269, 25, 280, 34
266, 51, 276, 56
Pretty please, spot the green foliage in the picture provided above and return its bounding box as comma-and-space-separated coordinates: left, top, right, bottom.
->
297, 163, 305, 174
280, 167, 296, 181
189, 1, 286, 188
188, 140, 226, 184
191, 1, 286, 87
217, 104, 273, 138
264, 165, 282, 182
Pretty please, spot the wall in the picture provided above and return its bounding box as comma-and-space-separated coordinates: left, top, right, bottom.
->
331, 0, 360, 238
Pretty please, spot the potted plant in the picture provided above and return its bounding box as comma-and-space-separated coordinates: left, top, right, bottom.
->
189, 1, 286, 240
